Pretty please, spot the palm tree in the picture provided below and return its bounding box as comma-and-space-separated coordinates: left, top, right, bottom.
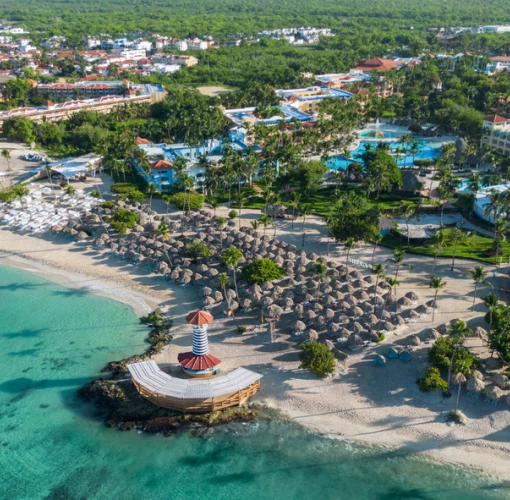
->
429, 276, 447, 321
344, 237, 355, 278
444, 228, 472, 271
468, 173, 481, 193
299, 204, 309, 248
217, 216, 227, 249
162, 194, 172, 215
468, 266, 493, 311
237, 192, 246, 229
210, 199, 220, 217
372, 263, 386, 303
454, 371, 468, 410
371, 231, 383, 264
221, 247, 244, 308
289, 192, 301, 228
377, 277, 398, 331
156, 222, 171, 241
429, 230, 448, 277
146, 182, 156, 214
386, 248, 413, 280
309, 262, 327, 298
217, 272, 231, 314
259, 214, 271, 236
484, 189, 504, 237
399, 201, 417, 247
1, 149, 11, 185
447, 319, 472, 393
482, 292, 499, 329
251, 220, 260, 235
494, 219, 508, 262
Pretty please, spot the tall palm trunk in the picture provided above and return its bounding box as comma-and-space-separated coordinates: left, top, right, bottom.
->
472, 282, 478, 311
432, 290, 438, 321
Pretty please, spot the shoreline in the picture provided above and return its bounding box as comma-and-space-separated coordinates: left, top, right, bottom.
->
1, 227, 510, 483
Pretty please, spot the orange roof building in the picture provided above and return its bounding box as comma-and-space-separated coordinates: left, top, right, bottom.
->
354, 57, 398, 72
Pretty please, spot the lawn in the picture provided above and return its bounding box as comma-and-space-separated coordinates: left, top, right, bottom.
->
382, 233, 509, 265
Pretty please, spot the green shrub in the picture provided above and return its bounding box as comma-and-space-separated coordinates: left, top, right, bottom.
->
111, 182, 140, 194
428, 337, 478, 372
100, 201, 115, 209
416, 367, 448, 392
228, 209, 239, 219
126, 189, 146, 203
110, 208, 139, 235
169, 192, 205, 211
299, 342, 336, 379
241, 258, 286, 284
184, 241, 212, 261
377, 333, 385, 343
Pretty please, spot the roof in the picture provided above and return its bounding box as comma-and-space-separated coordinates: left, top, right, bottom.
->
127, 360, 262, 399
177, 352, 222, 370
483, 114, 508, 123
136, 137, 150, 144
151, 159, 173, 171
354, 57, 398, 72
186, 310, 213, 325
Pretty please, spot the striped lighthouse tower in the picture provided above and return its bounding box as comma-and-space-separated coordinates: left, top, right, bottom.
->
191, 323, 210, 356
178, 310, 222, 378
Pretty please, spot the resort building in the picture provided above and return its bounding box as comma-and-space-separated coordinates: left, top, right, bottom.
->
0, 90, 165, 131
223, 105, 315, 129
276, 86, 353, 113
133, 138, 255, 191
473, 184, 510, 223
36, 80, 164, 101
480, 114, 510, 155
353, 57, 399, 72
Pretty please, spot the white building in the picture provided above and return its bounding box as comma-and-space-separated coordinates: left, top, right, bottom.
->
111, 48, 146, 60
473, 184, 510, 223
480, 114, 510, 156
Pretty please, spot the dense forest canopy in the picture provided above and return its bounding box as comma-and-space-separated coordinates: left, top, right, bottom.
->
3, 0, 510, 38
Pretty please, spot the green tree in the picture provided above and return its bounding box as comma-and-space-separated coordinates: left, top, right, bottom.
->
429, 276, 446, 321
184, 241, 213, 262
241, 258, 286, 285
467, 266, 493, 312
299, 341, 336, 379
222, 247, 244, 304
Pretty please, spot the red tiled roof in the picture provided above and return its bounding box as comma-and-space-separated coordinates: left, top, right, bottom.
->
177, 352, 222, 371
186, 310, 213, 325
484, 114, 508, 123
136, 137, 150, 144
354, 57, 398, 72
151, 159, 173, 171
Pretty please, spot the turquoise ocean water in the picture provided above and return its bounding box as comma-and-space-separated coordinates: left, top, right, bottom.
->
0, 263, 505, 499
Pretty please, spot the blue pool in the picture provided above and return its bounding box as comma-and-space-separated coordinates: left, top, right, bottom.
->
327, 140, 441, 171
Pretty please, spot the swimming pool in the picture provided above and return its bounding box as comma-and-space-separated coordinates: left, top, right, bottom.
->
327, 140, 442, 171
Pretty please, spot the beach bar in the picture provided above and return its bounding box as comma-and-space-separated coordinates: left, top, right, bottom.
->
127, 360, 262, 413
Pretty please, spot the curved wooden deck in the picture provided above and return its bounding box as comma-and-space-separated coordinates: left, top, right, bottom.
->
127, 360, 262, 413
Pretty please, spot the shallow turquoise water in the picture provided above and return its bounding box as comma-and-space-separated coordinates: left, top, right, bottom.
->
0, 264, 505, 499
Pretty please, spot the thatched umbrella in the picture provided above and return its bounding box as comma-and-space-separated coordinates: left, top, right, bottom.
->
338, 328, 350, 339
307, 329, 319, 342
262, 281, 274, 292
416, 304, 431, 315
350, 306, 364, 317
466, 377, 485, 393
406, 310, 420, 321
213, 291, 223, 303
362, 302, 375, 314
261, 296, 274, 307
485, 385, 503, 401
304, 293, 315, 303
379, 320, 394, 331
350, 322, 364, 334
241, 298, 252, 310
203, 296, 216, 307
325, 308, 335, 320
328, 322, 340, 334
315, 315, 326, 327
347, 334, 362, 346
201, 287, 212, 297
355, 290, 370, 301
365, 314, 379, 326
264, 304, 284, 320
398, 296, 413, 306
293, 320, 306, 334
392, 315, 406, 326
282, 297, 294, 309
294, 303, 305, 316
251, 292, 262, 303
304, 310, 317, 322
405, 291, 419, 302
313, 302, 324, 312
345, 295, 358, 306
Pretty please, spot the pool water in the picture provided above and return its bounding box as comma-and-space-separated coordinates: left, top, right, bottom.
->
328, 139, 441, 171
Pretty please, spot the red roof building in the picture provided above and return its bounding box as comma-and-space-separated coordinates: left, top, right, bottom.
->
354, 57, 398, 72
483, 114, 508, 123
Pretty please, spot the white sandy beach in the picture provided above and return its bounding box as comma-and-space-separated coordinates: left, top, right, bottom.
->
1, 214, 510, 482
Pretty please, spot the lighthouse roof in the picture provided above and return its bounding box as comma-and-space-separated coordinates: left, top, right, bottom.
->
177, 352, 222, 370
186, 310, 214, 325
